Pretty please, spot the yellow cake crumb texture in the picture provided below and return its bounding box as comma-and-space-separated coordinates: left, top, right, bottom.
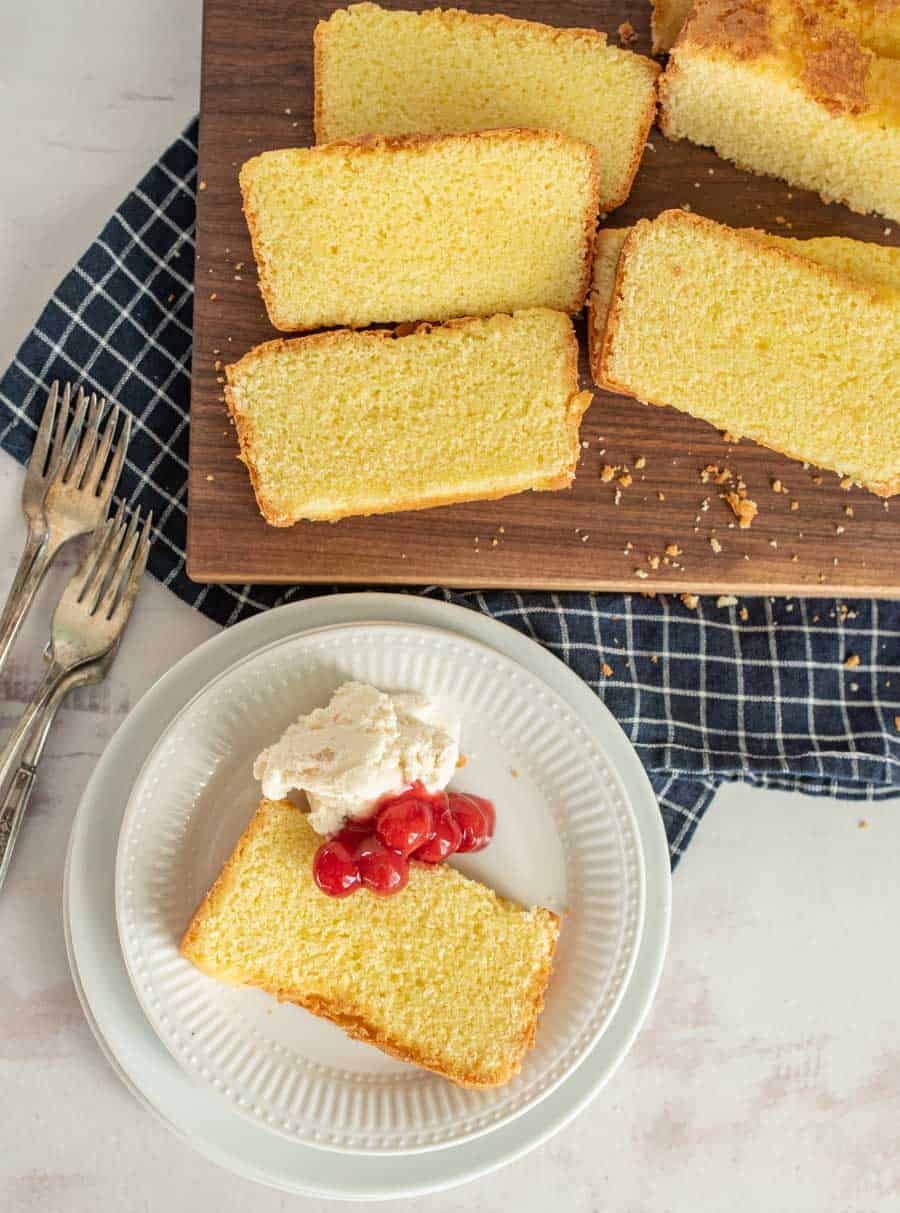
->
239, 130, 599, 332
659, 0, 900, 221
591, 210, 900, 496
314, 2, 660, 212
225, 309, 592, 526
180, 799, 559, 1088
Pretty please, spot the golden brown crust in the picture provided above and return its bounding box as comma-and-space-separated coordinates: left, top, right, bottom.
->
679, 0, 773, 56
597, 211, 900, 497
225, 315, 594, 527
181, 799, 560, 1089
801, 23, 872, 112
239, 128, 601, 330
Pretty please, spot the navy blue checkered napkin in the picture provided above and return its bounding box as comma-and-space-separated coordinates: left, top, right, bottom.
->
1, 120, 898, 866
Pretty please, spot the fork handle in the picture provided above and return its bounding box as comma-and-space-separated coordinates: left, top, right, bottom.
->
0, 662, 68, 895
0, 530, 60, 681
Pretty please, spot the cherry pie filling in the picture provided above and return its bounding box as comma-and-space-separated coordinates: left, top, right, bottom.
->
312, 782, 495, 897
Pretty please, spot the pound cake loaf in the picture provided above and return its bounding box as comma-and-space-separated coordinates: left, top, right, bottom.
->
314, 3, 659, 213
659, 0, 900, 221
239, 130, 599, 331
181, 799, 559, 1088
591, 210, 900, 496
225, 309, 593, 525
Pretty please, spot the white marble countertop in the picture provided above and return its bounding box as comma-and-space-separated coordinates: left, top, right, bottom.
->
2, 2, 899, 1209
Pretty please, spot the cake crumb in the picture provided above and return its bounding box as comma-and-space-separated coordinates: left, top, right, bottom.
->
657, 491, 666, 502
651, 655, 659, 664
664, 543, 682, 557
456, 754, 467, 768
647, 554, 660, 569
618, 20, 636, 42
198, 180, 207, 191
709, 537, 722, 553
634, 568, 649, 579
209, 292, 217, 301
206, 474, 215, 482
600, 464, 617, 482
858, 819, 869, 829
844, 505, 854, 518
726, 491, 758, 529
790, 500, 799, 511
601, 662, 614, 677
839, 477, 854, 490
844, 654, 860, 668
716, 595, 737, 608
634, 455, 647, 470
739, 606, 749, 621
511, 768, 519, 778
680, 592, 700, 609
618, 471, 633, 488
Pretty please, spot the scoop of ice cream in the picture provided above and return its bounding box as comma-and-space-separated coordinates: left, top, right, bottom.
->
253, 681, 459, 835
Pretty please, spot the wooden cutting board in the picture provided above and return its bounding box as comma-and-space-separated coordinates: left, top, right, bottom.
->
188, 0, 900, 595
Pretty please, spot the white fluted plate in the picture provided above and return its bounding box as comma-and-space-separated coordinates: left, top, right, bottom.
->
115, 622, 644, 1155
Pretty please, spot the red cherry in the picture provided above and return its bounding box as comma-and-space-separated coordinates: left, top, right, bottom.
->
413, 807, 462, 863
313, 840, 360, 897
358, 845, 409, 895
447, 793, 493, 853
332, 820, 371, 851
352, 832, 386, 861
461, 793, 495, 835
376, 796, 435, 855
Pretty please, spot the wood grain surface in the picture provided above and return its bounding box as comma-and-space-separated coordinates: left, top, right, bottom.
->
188, 0, 900, 594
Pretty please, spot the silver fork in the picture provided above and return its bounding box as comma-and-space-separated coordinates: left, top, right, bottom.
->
0, 381, 131, 679
0, 505, 152, 893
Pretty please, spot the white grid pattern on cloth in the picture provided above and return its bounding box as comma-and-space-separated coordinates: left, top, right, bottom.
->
0, 120, 898, 868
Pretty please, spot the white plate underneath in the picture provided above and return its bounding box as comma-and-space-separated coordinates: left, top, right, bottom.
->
66, 593, 670, 1199
115, 622, 645, 1155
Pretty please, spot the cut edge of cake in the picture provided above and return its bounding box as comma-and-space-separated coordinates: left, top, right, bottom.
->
239, 128, 601, 332
590, 210, 900, 498
180, 798, 560, 1089
312, 3, 660, 214
224, 311, 594, 527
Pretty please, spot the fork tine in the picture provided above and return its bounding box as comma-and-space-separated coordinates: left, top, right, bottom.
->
95, 509, 142, 619
82, 401, 119, 495
30, 381, 59, 479
49, 387, 89, 485
75, 502, 126, 607
67, 393, 106, 487
48, 382, 73, 476
96, 409, 131, 505
110, 510, 153, 623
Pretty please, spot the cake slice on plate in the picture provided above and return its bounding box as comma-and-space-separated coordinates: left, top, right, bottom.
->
181, 798, 559, 1088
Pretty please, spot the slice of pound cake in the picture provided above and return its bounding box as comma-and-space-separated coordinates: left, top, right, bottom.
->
181, 799, 559, 1088
589, 210, 900, 496
225, 310, 593, 525
314, 3, 659, 213
239, 130, 600, 331
659, 0, 900, 221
